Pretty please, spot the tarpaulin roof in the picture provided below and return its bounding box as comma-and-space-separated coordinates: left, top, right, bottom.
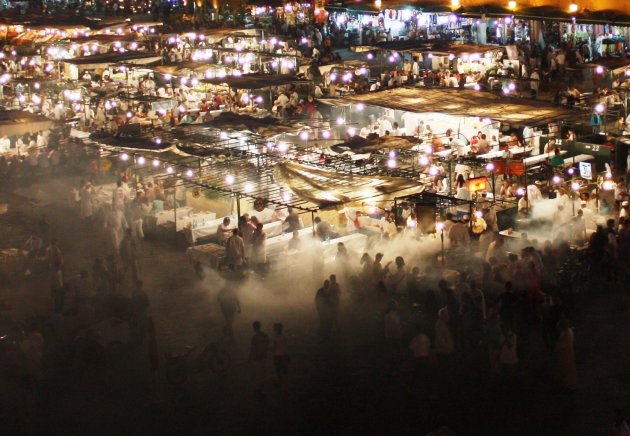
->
0, 111, 54, 137
65, 51, 161, 66
339, 87, 580, 127
581, 57, 630, 75
201, 73, 309, 90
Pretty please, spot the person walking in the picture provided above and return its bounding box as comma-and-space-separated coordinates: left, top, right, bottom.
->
316, 280, 333, 339
43, 238, 64, 313
251, 222, 267, 273
218, 286, 241, 341
271, 323, 289, 389
119, 228, 139, 288
224, 229, 245, 271
249, 321, 270, 396
105, 206, 128, 252
79, 180, 96, 226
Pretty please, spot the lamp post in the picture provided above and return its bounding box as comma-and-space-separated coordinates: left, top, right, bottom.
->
595, 103, 606, 134
436, 221, 445, 266
486, 162, 496, 204
571, 180, 580, 216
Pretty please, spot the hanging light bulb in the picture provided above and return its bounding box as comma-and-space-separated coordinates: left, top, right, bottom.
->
152, 159, 160, 168
137, 156, 145, 165
225, 174, 235, 185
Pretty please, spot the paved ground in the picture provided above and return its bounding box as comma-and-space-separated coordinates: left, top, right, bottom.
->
1, 172, 629, 435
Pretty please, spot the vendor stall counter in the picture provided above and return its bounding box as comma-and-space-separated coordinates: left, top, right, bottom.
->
266, 227, 315, 257
186, 243, 225, 269
154, 206, 194, 227
185, 218, 285, 245
321, 233, 368, 260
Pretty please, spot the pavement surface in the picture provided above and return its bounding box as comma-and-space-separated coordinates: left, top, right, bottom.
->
0, 170, 629, 436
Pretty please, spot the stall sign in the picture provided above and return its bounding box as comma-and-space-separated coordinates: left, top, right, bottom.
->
466, 177, 488, 193
492, 160, 507, 174
579, 162, 592, 180
508, 161, 525, 176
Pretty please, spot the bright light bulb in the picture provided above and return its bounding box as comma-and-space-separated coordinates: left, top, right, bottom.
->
336, 117, 344, 125
278, 142, 288, 152
186, 169, 194, 178
322, 130, 331, 139
300, 131, 309, 140
219, 131, 229, 140
552, 175, 561, 184
137, 156, 145, 165
387, 159, 396, 168
419, 156, 429, 166
225, 174, 234, 185
356, 103, 365, 111
571, 182, 580, 191
120, 153, 129, 161
166, 166, 174, 174
485, 162, 495, 171
152, 159, 160, 168
244, 183, 253, 193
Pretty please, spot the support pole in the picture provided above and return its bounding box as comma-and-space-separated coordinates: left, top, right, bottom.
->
173, 185, 177, 234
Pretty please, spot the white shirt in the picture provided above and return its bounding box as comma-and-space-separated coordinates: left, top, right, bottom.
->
402, 112, 418, 137
275, 94, 289, 107
378, 119, 393, 136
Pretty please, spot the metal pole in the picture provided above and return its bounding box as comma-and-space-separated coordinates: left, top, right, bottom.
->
173, 185, 177, 234
236, 193, 241, 219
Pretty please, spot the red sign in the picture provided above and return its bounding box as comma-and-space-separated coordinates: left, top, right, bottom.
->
466, 177, 488, 193
492, 160, 507, 174
509, 161, 525, 176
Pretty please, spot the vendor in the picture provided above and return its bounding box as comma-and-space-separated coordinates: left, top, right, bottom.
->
549, 148, 564, 167
216, 217, 233, 245
314, 216, 335, 241
518, 194, 531, 215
